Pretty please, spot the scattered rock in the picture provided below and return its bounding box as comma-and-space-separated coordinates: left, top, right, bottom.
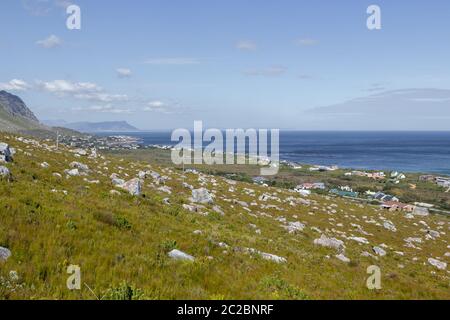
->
190, 188, 214, 204
168, 249, 195, 262
70, 161, 89, 172
349, 236, 369, 244
0, 247, 11, 262
335, 253, 350, 263
118, 178, 141, 196
372, 246, 387, 257
212, 205, 225, 216
66, 168, 80, 177
284, 221, 305, 234
383, 220, 397, 232
0, 143, 12, 162
428, 258, 447, 270
0, 166, 10, 178
314, 234, 345, 252
40, 162, 49, 168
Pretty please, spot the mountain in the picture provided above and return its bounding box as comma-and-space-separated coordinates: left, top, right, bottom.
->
0, 91, 83, 139
63, 121, 140, 133
0, 90, 44, 132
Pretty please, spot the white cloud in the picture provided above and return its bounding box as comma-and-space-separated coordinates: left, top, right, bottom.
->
116, 68, 132, 78
36, 35, 62, 48
0, 79, 31, 91
236, 40, 257, 51
38, 79, 128, 102
23, 0, 73, 15
72, 104, 132, 114
294, 38, 319, 46
143, 100, 187, 114
243, 66, 287, 77
144, 58, 199, 65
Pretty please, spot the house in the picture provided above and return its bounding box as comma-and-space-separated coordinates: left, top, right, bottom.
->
436, 177, 450, 188
295, 182, 326, 190
309, 165, 338, 172
339, 185, 353, 192
373, 192, 399, 202
381, 201, 414, 212
330, 189, 359, 198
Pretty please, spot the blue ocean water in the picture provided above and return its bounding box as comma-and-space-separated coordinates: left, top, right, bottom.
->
97, 131, 450, 174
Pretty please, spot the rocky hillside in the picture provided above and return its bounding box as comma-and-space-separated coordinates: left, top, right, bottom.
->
0, 91, 39, 122
0, 91, 48, 133
0, 132, 449, 300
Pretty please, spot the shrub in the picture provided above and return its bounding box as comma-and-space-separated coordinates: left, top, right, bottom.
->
260, 276, 309, 300
102, 282, 145, 300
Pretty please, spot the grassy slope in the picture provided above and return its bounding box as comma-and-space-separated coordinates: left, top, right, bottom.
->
0, 132, 449, 300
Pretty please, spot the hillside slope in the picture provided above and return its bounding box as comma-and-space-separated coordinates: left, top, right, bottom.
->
0, 132, 449, 300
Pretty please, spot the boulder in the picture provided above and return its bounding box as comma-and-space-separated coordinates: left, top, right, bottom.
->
0, 143, 12, 162
383, 220, 397, 232
284, 221, 306, 234
190, 188, 214, 204
314, 234, 345, 252
40, 162, 50, 168
66, 168, 80, 176
335, 254, 350, 263
428, 258, 447, 270
118, 178, 141, 196
0, 166, 10, 178
168, 249, 195, 262
70, 162, 89, 172
372, 246, 387, 257
0, 247, 11, 262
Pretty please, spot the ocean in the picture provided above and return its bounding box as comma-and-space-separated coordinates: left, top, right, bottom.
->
96, 131, 450, 175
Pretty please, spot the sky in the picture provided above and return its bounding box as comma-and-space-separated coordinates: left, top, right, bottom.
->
1, 0, 450, 130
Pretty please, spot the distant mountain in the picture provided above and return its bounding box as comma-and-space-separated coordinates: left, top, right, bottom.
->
42, 119, 68, 127
63, 121, 140, 133
0, 90, 45, 132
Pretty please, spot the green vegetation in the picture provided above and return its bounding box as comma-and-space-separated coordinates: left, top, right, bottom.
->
0, 132, 449, 300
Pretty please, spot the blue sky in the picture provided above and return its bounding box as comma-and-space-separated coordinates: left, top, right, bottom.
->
1, 0, 450, 130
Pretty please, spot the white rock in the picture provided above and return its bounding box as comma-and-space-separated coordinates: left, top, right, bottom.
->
118, 178, 141, 196
66, 169, 80, 176
0, 247, 11, 262
190, 188, 214, 204
373, 246, 387, 257
70, 162, 89, 172
428, 258, 447, 270
383, 220, 397, 232
0, 166, 10, 178
0, 143, 12, 162
284, 221, 305, 234
349, 236, 369, 244
314, 234, 345, 252
168, 249, 195, 262
212, 205, 225, 216
335, 253, 350, 263
40, 162, 49, 168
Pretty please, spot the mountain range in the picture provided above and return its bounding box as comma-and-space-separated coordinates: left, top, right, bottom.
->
0, 90, 139, 135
